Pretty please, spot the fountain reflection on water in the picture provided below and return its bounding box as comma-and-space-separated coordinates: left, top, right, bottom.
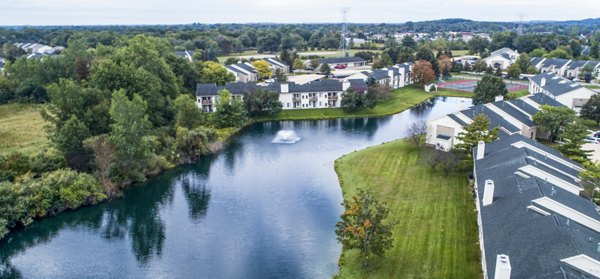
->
271, 130, 302, 144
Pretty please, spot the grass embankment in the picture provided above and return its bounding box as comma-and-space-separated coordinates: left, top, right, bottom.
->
0, 103, 48, 155
334, 140, 482, 278
258, 87, 472, 122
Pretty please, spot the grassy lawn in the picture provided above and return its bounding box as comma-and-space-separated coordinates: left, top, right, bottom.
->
0, 103, 48, 155
217, 49, 382, 63
257, 87, 472, 122
508, 89, 530, 98
334, 140, 482, 279
451, 50, 470, 56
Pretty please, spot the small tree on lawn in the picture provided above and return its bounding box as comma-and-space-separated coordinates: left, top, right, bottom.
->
273, 68, 287, 82
557, 120, 592, 163
437, 56, 452, 78
251, 60, 272, 79
455, 114, 499, 155
412, 60, 435, 85
581, 94, 600, 126
214, 89, 247, 128
310, 59, 320, 70
532, 105, 576, 141
473, 75, 508, 105
507, 63, 522, 81
335, 189, 394, 267
320, 63, 332, 75
293, 58, 306, 71
406, 121, 428, 148
494, 67, 502, 77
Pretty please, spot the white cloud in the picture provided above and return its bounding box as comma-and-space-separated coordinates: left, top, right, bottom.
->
0, 0, 598, 25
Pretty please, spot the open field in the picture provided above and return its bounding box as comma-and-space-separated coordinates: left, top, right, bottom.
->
451, 50, 470, 56
335, 140, 482, 278
257, 87, 473, 122
0, 103, 48, 155
217, 49, 382, 63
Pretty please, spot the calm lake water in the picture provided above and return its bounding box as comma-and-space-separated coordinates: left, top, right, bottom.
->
0, 97, 472, 279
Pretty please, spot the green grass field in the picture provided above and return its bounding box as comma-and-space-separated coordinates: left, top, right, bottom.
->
451, 50, 470, 56
217, 49, 382, 63
258, 87, 472, 122
334, 141, 482, 278
0, 103, 48, 155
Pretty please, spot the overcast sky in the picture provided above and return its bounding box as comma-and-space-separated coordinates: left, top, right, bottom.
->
1, 0, 599, 26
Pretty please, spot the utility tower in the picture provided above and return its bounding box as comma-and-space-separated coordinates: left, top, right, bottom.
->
517, 13, 527, 35
338, 7, 351, 58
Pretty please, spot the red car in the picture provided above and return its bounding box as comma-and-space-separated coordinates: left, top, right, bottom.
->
334, 64, 347, 69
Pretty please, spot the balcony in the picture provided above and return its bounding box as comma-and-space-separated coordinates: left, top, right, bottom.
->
293, 97, 301, 102
202, 100, 213, 105
328, 96, 338, 101
309, 96, 318, 102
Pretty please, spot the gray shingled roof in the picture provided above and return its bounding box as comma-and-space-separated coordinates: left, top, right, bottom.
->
319, 57, 365, 64
474, 133, 597, 278
541, 58, 571, 69
508, 99, 539, 116
459, 105, 520, 133
567, 60, 589, 70
530, 73, 583, 97
490, 101, 535, 127
370, 69, 391, 81
530, 57, 545, 67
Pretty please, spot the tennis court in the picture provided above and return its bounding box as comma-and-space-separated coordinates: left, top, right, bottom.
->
437, 79, 528, 93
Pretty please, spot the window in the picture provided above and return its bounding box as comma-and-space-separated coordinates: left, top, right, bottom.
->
287, 103, 290, 108
319, 102, 322, 106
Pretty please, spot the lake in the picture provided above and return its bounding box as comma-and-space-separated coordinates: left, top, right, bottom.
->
0, 97, 472, 279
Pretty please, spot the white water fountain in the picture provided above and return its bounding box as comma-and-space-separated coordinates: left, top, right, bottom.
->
271, 130, 301, 144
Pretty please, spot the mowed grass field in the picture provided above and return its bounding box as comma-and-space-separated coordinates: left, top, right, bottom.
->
0, 103, 48, 154
258, 87, 472, 122
335, 140, 482, 279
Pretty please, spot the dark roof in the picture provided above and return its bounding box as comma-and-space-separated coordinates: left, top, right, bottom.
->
541, 58, 571, 69
348, 79, 368, 92
530, 57, 545, 67
225, 63, 258, 75
370, 69, 390, 81
490, 100, 535, 127
530, 73, 583, 97
528, 92, 567, 107
474, 134, 596, 278
586, 61, 600, 69
567, 60, 589, 70
264, 57, 288, 67
288, 79, 344, 92
500, 53, 512, 60
459, 105, 520, 134
196, 82, 263, 96
508, 99, 539, 116
447, 113, 468, 126
319, 57, 365, 64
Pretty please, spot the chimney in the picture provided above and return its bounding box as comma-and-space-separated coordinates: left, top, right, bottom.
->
482, 179, 495, 206
494, 255, 511, 279
495, 95, 504, 102
476, 141, 486, 160
280, 83, 289, 93
541, 77, 546, 87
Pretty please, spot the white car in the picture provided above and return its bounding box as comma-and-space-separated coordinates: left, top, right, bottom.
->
585, 137, 600, 144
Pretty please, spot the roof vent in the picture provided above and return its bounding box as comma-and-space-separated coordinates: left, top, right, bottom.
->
494, 255, 511, 279
483, 180, 495, 206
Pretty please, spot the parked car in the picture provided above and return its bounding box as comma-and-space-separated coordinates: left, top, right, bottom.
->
334, 64, 347, 69
585, 137, 600, 144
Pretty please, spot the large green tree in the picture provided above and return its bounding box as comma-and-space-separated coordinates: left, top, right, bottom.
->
109, 90, 153, 182
557, 120, 591, 163
199, 61, 236, 86
532, 105, 576, 141
174, 94, 205, 129
473, 75, 508, 105
243, 88, 282, 117
335, 189, 394, 266
455, 114, 499, 153
213, 89, 247, 128
581, 94, 600, 125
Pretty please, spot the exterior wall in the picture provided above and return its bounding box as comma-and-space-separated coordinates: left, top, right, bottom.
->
484, 55, 511, 69
555, 88, 595, 112
425, 116, 465, 151
279, 91, 343, 110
